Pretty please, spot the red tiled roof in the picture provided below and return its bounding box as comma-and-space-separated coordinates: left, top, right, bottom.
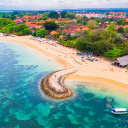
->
62, 30, 73, 33
32, 15, 39, 19
28, 24, 43, 29
109, 12, 126, 14
23, 15, 32, 18
124, 19, 128, 22
66, 25, 80, 30
73, 30, 79, 33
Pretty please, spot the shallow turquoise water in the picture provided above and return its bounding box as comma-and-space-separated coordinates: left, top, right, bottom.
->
0, 41, 128, 128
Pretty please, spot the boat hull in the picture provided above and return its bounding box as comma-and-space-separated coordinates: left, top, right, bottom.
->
111, 110, 128, 114
111, 112, 128, 114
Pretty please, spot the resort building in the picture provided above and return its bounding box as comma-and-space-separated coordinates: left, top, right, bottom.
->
113, 55, 128, 67
62, 25, 90, 34
76, 13, 107, 18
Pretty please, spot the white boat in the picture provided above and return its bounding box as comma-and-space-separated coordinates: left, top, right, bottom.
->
111, 108, 128, 114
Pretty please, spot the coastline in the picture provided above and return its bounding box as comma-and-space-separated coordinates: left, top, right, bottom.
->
0, 37, 72, 69
0, 35, 128, 95
67, 75, 128, 91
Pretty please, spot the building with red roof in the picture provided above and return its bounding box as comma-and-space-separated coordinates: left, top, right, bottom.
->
108, 12, 126, 19
65, 25, 81, 30
14, 19, 23, 25
28, 24, 43, 29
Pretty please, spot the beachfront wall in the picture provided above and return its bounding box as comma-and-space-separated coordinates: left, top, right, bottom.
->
113, 55, 128, 67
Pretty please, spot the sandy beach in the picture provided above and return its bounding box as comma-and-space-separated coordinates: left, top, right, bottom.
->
0, 35, 128, 90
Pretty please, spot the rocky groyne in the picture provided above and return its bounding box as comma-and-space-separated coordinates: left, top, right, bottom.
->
41, 68, 78, 99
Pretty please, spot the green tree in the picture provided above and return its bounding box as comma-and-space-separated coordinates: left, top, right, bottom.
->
10, 14, 16, 20
124, 43, 128, 55
17, 24, 28, 31
83, 21, 87, 25
107, 23, 115, 31
0, 19, 31, 35
1, 27, 8, 33
87, 20, 97, 29
48, 12, 60, 19
76, 17, 83, 25
35, 29, 46, 37
75, 30, 114, 54
75, 37, 87, 52
44, 21, 59, 31
23, 28, 32, 35
40, 13, 49, 21
117, 27, 124, 34
2, 13, 6, 18
60, 11, 67, 18
108, 18, 114, 22
65, 13, 75, 19
53, 33, 60, 40
66, 34, 72, 40
104, 47, 125, 60
17, 31, 23, 36
107, 23, 115, 40
117, 19, 123, 25
124, 27, 128, 35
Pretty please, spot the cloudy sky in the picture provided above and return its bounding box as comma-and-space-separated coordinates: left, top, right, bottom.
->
0, 0, 128, 10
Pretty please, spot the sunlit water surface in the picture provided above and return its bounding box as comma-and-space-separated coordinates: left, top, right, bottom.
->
0, 41, 128, 128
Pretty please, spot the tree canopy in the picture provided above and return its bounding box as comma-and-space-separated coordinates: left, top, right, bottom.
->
65, 13, 75, 19
107, 23, 115, 31
48, 12, 60, 19
117, 27, 124, 34
0, 18, 31, 35
32, 29, 46, 37
75, 30, 114, 55
117, 19, 123, 25
60, 11, 67, 18
87, 20, 97, 29
40, 13, 49, 21
44, 21, 59, 31
104, 48, 125, 60
10, 14, 16, 20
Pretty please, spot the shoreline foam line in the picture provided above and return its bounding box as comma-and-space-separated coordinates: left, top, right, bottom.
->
41, 67, 79, 99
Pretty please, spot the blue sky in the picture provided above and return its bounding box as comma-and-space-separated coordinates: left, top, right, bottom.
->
0, 0, 128, 10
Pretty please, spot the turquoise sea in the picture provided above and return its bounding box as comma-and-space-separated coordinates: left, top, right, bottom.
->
0, 41, 128, 128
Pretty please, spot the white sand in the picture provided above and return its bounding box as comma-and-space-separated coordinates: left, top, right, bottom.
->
0, 35, 128, 90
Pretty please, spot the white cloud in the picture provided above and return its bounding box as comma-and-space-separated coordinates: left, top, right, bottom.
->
0, 0, 127, 10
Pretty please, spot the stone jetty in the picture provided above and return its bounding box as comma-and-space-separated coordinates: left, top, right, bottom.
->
41, 68, 78, 99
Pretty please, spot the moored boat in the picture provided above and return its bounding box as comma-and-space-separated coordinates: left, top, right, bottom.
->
111, 108, 128, 114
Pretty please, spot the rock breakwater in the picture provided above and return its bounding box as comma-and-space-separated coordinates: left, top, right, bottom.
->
41, 68, 78, 99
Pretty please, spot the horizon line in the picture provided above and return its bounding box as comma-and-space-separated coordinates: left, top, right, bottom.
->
0, 8, 128, 11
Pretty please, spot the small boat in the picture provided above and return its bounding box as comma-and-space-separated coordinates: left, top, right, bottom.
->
111, 108, 128, 114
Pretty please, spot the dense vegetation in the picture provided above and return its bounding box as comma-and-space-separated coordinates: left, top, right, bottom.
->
40, 13, 49, 21
75, 28, 128, 59
0, 18, 32, 35
48, 12, 60, 19
44, 21, 59, 31
32, 29, 46, 37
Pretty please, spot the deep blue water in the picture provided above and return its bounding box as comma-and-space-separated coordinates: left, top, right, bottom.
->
0, 41, 128, 128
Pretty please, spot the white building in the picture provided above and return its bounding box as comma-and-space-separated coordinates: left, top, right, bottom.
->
76, 13, 107, 18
